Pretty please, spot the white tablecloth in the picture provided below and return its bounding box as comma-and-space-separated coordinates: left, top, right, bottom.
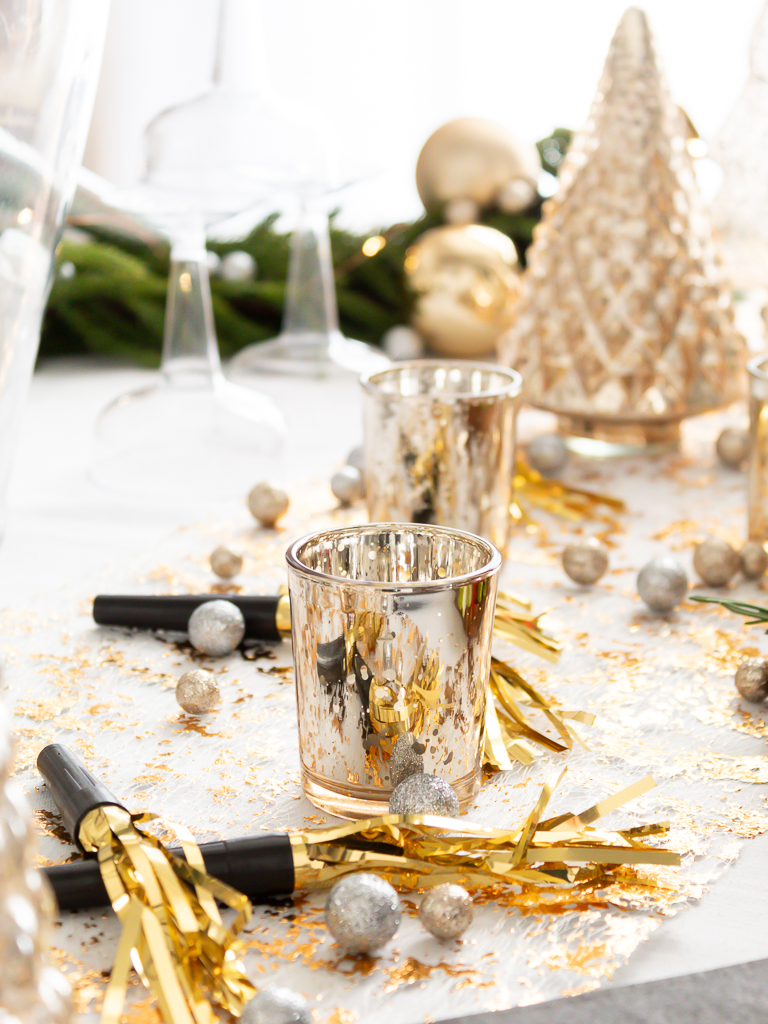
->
2, 358, 768, 1023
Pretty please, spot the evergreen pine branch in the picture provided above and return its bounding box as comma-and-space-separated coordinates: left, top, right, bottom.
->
690, 595, 768, 630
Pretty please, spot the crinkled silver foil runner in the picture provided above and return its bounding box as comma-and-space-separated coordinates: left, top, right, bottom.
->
4, 410, 768, 1023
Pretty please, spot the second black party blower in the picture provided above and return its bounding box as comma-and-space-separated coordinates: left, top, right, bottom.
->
92, 593, 291, 642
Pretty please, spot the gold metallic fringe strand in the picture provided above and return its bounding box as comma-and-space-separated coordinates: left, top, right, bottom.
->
77, 805, 255, 1024
289, 772, 679, 893
492, 590, 561, 661
511, 455, 626, 525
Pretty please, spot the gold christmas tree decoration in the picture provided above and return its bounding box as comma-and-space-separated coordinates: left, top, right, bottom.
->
499, 7, 746, 451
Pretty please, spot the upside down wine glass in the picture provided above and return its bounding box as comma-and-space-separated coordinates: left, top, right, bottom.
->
90, 0, 320, 498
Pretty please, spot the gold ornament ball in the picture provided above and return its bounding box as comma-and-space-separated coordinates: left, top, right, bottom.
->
405, 224, 522, 358
415, 117, 540, 213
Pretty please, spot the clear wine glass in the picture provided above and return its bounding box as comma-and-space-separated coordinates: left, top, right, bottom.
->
90, 0, 320, 498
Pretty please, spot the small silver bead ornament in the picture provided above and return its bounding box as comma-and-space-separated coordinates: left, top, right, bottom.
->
527, 433, 569, 475
388, 732, 425, 789
715, 427, 749, 469
324, 873, 401, 954
388, 773, 460, 817
734, 658, 768, 702
240, 987, 311, 1024
693, 537, 741, 587
419, 884, 474, 940
330, 465, 364, 505
187, 600, 245, 656
247, 482, 290, 527
740, 540, 768, 580
209, 545, 243, 579
176, 669, 219, 714
637, 557, 688, 613
561, 538, 609, 585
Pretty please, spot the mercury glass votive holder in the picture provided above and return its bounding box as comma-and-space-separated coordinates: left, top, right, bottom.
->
286, 523, 502, 819
360, 361, 523, 555
748, 355, 768, 540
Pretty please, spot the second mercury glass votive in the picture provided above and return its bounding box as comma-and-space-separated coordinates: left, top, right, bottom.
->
748, 354, 768, 540
286, 523, 502, 819
360, 361, 523, 555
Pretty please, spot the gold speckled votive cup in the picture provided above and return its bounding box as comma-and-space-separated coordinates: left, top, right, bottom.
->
286, 523, 501, 819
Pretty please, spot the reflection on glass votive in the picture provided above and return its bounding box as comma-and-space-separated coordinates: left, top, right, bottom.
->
286, 523, 502, 819
360, 361, 523, 555
748, 355, 768, 540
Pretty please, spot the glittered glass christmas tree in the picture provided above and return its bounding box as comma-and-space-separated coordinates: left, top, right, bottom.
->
499, 6, 745, 452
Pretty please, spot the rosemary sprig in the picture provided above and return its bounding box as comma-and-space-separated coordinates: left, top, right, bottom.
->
690, 595, 768, 630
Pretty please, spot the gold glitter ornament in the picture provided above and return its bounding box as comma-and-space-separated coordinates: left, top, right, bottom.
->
734, 658, 768, 702
176, 669, 219, 715
562, 538, 609, 586
419, 883, 474, 940
405, 224, 522, 358
716, 427, 750, 469
209, 545, 243, 579
415, 117, 540, 215
247, 482, 289, 528
499, 8, 745, 451
740, 540, 768, 580
693, 537, 741, 587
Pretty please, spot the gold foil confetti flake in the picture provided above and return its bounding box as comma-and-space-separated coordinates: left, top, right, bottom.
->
667, 753, 768, 784
50, 947, 108, 1014
168, 715, 224, 737
14, 698, 73, 721
379, 958, 484, 994
542, 942, 612, 978
78, 805, 254, 1024
561, 981, 601, 998
326, 1011, 359, 1024
704, 804, 768, 838
34, 808, 74, 845
695, 687, 768, 742
122, 998, 164, 1024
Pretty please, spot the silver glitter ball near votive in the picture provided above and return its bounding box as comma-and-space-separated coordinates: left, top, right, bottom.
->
715, 427, 749, 469
240, 987, 311, 1024
561, 538, 609, 585
176, 669, 219, 714
187, 599, 245, 656
527, 433, 569, 475
419, 884, 474, 940
693, 537, 741, 587
740, 540, 768, 580
247, 482, 290, 527
346, 445, 366, 472
330, 465, 364, 505
388, 732, 425, 789
209, 545, 243, 579
324, 873, 401, 954
734, 658, 768, 702
637, 557, 688, 613
388, 773, 460, 817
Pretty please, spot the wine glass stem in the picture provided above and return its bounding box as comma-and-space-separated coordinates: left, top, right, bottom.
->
161, 232, 221, 386
281, 197, 340, 340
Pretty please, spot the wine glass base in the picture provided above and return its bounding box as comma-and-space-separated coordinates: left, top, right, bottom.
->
227, 331, 389, 380
90, 377, 286, 500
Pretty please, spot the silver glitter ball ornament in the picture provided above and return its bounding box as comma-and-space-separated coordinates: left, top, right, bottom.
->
693, 537, 741, 587
561, 538, 609, 585
187, 600, 245, 656
240, 987, 311, 1024
637, 557, 688, 613
324, 873, 401, 954
247, 482, 290, 527
209, 545, 243, 579
330, 465, 364, 505
176, 669, 219, 714
527, 433, 569, 475
388, 773, 460, 817
734, 658, 768, 702
715, 427, 749, 469
419, 884, 474, 940
740, 540, 768, 580
346, 445, 366, 472
388, 732, 425, 789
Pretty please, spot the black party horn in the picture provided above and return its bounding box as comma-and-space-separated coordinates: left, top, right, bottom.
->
92, 593, 291, 642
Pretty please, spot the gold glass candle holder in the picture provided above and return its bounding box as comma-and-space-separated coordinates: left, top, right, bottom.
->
360, 361, 522, 555
748, 355, 768, 540
286, 523, 502, 819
